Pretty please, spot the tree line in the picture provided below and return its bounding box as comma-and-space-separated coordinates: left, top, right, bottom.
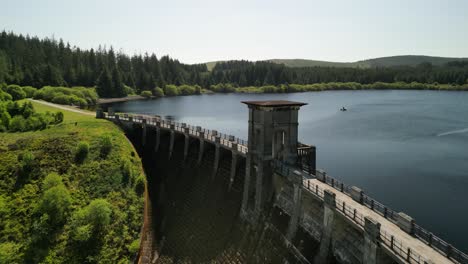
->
1, 31, 468, 98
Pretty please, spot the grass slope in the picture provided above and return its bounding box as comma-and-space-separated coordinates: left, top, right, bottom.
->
0, 100, 144, 264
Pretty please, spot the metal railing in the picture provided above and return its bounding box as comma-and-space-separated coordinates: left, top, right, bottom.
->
272, 160, 467, 264
105, 112, 249, 154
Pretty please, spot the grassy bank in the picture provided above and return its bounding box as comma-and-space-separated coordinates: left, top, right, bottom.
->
0, 100, 144, 263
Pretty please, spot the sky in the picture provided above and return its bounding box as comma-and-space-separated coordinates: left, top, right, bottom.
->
1, 0, 468, 64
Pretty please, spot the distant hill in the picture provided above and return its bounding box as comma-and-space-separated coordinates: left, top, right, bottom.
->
205, 55, 468, 70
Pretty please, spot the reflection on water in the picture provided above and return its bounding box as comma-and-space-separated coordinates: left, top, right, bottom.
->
110, 90, 468, 251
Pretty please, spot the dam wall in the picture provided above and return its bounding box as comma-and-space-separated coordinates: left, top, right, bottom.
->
100, 100, 463, 264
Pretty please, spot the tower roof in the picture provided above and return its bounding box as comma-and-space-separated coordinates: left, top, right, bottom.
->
242, 100, 307, 107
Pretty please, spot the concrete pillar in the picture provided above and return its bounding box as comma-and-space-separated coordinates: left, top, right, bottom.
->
96, 108, 104, 118
286, 172, 302, 240
363, 217, 381, 264
168, 130, 175, 159
141, 120, 147, 146
154, 127, 160, 152
316, 189, 336, 264
228, 151, 238, 190
254, 159, 264, 217
197, 132, 205, 164
241, 153, 252, 218
183, 134, 189, 160
213, 136, 221, 174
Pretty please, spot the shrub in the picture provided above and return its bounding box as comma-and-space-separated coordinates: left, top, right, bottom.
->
152, 87, 164, 97
75, 141, 89, 163
165, 85, 179, 96
19, 151, 35, 181
0, 91, 12, 101
9, 115, 26, 132
42, 173, 63, 190
140, 90, 152, 98
37, 185, 72, 225
55, 111, 64, 124
100, 135, 112, 158
0, 111, 11, 129
86, 199, 112, 229
5, 85, 26, 100
128, 239, 140, 255
134, 175, 145, 196
51, 94, 71, 105
0, 242, 20, 264
22, 86, 37, 98
178, 84, 196, 95
121, 159, 133, 186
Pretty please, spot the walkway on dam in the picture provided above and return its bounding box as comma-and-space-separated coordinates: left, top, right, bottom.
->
303, 177, 452, 264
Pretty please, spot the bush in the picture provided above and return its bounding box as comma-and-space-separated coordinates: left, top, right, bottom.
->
178, 84, 196, 95
18, 151, 35, 182
5, 85, 26, 100
152, 87, 164, 97
128, 239, 140, 255
100, 135, 112, 158
86, 199, 112, 229
134, 175, 145, 196
121, 159, 133, 186
75, 141, 89, 163
51, 94, 71, 105
0, 111, 11, 129
42, 173, 63, 190
165, 85, 179, 96
9, 115, 26, 132
55, 111, 64, 124
37, 185, 72, 225
140, 90, 152, 98
22, 86, 37, 98
0, 242, 20, 263
0, 91, 12, 101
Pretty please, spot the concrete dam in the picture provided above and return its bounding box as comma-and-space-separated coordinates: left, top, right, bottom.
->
98, 101, 467, 264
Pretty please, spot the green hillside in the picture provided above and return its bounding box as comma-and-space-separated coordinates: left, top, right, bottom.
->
205, 55, 468, 70
269, 55, 468, 68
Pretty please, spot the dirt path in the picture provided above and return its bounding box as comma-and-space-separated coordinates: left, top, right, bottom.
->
29, 99, 95, 116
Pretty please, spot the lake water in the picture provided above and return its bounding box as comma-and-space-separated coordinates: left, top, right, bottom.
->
110, 90, 468, 251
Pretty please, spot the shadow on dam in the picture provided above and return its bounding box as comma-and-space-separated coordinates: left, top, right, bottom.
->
125, 124, 322, 263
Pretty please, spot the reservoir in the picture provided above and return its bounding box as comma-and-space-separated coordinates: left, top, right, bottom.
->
109, 90, 468, 251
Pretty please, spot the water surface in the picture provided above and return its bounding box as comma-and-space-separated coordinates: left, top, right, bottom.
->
110, 90, 468, 251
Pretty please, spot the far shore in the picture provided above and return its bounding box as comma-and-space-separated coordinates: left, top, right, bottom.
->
97, 95, 146, 104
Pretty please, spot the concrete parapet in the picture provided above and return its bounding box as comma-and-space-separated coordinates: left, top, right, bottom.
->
196, 126, 201, 132
181, 123, 187, 128
350, 186, 364, 204
229, 135, 235, 141
323, 190, 336, 208
364, 217, 381, 242
316, 169, 326, 182
231, 142, 238, 151
291, 170, 303, 184
397, 212, 415, 235
212, 130, 218, 136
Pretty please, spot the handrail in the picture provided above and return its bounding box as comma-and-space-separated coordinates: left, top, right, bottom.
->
272, 160, 466, 264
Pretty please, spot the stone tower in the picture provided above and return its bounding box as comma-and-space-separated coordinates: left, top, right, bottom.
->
240, 100, 307, 221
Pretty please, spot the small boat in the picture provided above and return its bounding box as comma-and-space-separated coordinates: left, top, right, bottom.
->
340, 107, 347, 111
